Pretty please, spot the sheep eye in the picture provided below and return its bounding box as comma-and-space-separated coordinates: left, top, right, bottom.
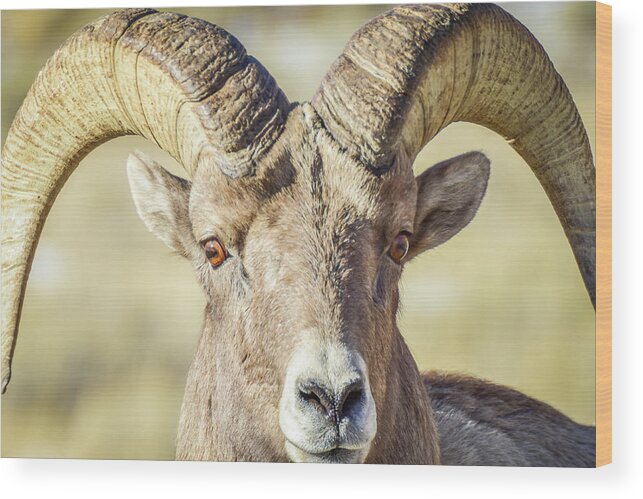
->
204, 238, 228, 267
388, 233, 410, 263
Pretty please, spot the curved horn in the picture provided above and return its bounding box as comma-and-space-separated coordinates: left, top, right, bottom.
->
312, 3, 595, 306
1, 9, 290, 392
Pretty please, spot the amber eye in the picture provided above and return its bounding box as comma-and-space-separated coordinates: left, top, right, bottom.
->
204, 238, 228, 268
388, 233, 410, 263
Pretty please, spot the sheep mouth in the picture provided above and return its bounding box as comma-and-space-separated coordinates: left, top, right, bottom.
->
284, 439, 368, 464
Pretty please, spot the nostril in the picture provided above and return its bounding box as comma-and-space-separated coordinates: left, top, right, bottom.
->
297, 379, 365, 422
337, 381, 364, 418
298, 382, 333, 417
341, 388, 363, 415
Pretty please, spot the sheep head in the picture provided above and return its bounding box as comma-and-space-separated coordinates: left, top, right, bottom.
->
126, 102, 489, 463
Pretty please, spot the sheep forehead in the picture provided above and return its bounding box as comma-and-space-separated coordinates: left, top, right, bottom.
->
188, 107, 416, 244
296, 119, 417, 218
245, 142, 416, 278
269, 136, 415, 242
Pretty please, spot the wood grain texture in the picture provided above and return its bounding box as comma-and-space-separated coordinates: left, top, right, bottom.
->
595, 1, 612, 467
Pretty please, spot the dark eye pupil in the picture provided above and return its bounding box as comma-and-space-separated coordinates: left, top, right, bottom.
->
390, 234, 409, 262
204, 239, 227, 267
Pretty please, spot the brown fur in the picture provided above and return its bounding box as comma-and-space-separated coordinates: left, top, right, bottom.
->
425, 372, 596, 466
167, 106, 441, 463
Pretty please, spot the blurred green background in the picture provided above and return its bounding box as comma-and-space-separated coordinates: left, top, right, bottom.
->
1, 3, 596, 460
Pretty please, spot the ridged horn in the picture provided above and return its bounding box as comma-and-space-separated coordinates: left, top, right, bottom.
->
1, 8, 290, 392
312, 3, 595, 306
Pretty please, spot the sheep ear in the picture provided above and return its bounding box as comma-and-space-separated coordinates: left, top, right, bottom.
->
407, 152, 490, 260
127, 151, 194, 258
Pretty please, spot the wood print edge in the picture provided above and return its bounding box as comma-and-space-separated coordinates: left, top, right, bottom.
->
595, 0, 612, 468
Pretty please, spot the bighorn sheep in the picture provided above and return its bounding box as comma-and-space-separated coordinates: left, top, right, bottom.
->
1, 4, 596, 465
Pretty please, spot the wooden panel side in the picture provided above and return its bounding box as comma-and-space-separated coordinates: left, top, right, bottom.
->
595, 0, 612, 468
